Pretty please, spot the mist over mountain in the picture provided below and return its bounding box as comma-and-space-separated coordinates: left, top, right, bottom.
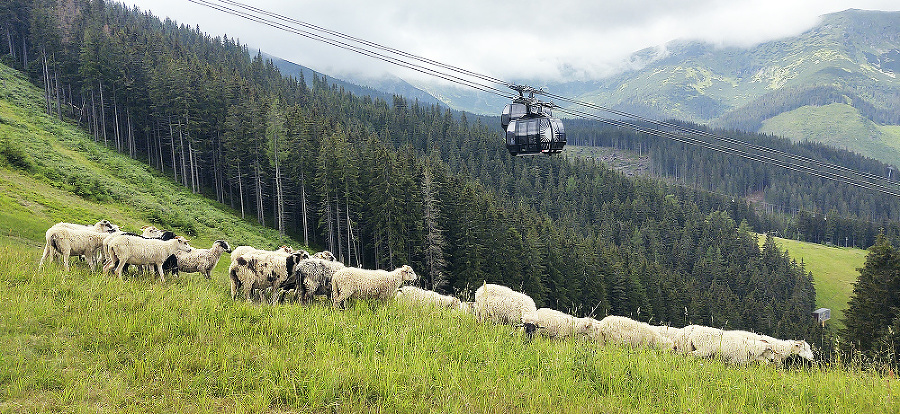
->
386, 9, 900, 166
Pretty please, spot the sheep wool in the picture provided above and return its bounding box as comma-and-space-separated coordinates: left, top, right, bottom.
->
589, 315, 675, 351
473, 283, 537, 326
284, 257, 345, 303
331, 265, 417, 309
39, 221, 116, 271
105, 235, 192, 282
175, 240, 232, 279
395, 286, 462, 310
229, 250, 306, 302
677, 325, 778, 364
522, 308, 594, 339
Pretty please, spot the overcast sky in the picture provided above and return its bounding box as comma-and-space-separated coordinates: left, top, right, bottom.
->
123, 0, 900, 84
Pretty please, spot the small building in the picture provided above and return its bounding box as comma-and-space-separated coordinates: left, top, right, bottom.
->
813, 308, 831, 325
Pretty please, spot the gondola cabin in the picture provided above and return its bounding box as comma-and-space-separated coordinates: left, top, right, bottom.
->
501, 103, 566, 156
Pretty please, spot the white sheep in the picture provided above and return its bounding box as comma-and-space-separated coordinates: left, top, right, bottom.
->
675, 325, 777, 364
652, 325, 683, 343
38, 220, 118, 271
395, 286, 463, 310
228, 250, 307, 302
522, 308, 595, 339
589, 315, 676, 351
104, 235, 192, 282
174, 240, 232, 279
312, 250, 336, 261
331, 265, 417, 309
726, 331, 815, 362
473, 283, 537, 326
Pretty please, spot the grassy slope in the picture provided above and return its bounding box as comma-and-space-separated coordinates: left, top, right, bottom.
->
1, 63, 899, 412
759, 103, 900, 167
765, 236, 867, 329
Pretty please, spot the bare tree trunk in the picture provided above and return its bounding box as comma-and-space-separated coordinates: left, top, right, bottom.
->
237, 166, 245, 219
6, 26, 15, 62
41, 49, 50, 115
335, 198, 344, 262
113, 93, 122, 152
54, 57, 61, 120
324, 195, 334, 253
168, 116, 178, 181
179, 121, 187, 187
255, 163, 264, 225
99, 81, 108, 146
127, 107, 135, 158
156, 120, 164, 170
188, 138, 197, 193
300, 171, 309, 247
91, 89, 98, 141
273, 133, 284, 237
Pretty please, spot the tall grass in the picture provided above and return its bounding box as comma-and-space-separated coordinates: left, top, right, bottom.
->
2, 240, 898, 413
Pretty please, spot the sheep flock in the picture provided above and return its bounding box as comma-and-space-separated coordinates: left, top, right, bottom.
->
38, 220, 816, 367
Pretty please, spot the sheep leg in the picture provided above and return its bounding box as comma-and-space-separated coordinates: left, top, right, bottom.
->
155, 263, 166, 282
115, 259, 127, 280
38, 242, 53, 269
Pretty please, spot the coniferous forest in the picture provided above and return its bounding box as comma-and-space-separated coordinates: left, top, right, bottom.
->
2, 0, 830, 343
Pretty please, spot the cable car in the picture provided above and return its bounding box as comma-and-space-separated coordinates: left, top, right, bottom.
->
501, 85, 566, 156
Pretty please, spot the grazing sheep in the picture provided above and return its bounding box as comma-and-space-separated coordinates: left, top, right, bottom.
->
522, 308, 595, 339
174, 240, 232, 279
104, 235, 192, 282
331, 265, 417, 309
312, 250, 336, 261
473, 283, 537, 326
675, 325, 778, 364
589, 315, 675, 351
280, 257, 345, 303
395, 286, 463, 310
652, 325, 683, 343
102, 230, 177, 274
38, 220, 117, 271
725, 331, 815, 362
758, 335, 814, 362
228, 250, 307, 302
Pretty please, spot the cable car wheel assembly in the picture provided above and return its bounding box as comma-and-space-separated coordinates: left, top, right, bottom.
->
500, 84, 567, 156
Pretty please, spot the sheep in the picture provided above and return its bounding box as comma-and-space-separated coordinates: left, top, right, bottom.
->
173, 240, 232, 279
395, 286, 463, 310
101, 229, 177, 274
588, 315, 676, 351
38, 220, 117, 271
331, 265, 417, 309
723, 331, 815, 362
652, 325, 683, 343
674, 325, 778, 364
472, 283, 537, 326
104, 235, 193, 282
228, 250, 307, 302
280, 257, 345, 303
521, 308, 595, 339
312, 250, 336, 261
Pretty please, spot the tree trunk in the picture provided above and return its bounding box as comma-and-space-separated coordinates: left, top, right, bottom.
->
169, 116, 178, 181
188, 138, 197, 193
54, 57, 61, 120
300, 170, 309, 246
41, 49, 50, 115
6, 26, 15, 62
335, 197, 344, 262
179, 120, 187, 187
113, 93, 121, 152
91, 89, 98, 141
237, 166, 245, 219
99, 81, 107, 146
273, 133, 284, 238
255, 162, 264, 225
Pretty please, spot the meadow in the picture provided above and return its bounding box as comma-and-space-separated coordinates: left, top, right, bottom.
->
2, 57, 898, 414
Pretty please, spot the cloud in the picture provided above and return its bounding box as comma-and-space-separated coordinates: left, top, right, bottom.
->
125, 0, 900, 83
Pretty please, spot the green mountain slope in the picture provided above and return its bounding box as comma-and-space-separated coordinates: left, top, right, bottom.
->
0, 63, 895, 413
0, 62, 299, 253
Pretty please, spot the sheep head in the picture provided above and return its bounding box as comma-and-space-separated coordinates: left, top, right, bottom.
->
215, 240, 232, 253
174, 236, 192, 252
792, 340, 815, 361
314, 250, 336, 261
399, 265, 417, 281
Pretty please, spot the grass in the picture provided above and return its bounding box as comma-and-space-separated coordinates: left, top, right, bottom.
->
2, 239, 899, 413
2, 61, 899, 413
760, 235, 867, 330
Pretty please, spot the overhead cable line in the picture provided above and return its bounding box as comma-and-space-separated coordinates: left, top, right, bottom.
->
187, 0, 900, 198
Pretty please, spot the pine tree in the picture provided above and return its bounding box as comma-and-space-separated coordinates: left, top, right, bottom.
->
842, 233, 900, 362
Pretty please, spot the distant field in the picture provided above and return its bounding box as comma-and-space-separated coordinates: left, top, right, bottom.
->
763, 235, 867, 329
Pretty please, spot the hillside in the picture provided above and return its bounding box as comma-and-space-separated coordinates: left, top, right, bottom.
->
0, 62, 300, 252
3, 50, 898, 413
764, 236, 867, 329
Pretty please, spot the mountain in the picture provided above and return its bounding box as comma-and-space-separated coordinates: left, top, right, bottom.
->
410, 9, 900, 166
264, 52, 446, 108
